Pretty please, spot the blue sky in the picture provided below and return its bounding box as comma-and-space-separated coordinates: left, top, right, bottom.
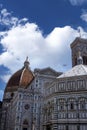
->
0, 0, 87, 100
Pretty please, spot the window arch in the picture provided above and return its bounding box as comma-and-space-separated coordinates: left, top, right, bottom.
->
79, 97, 87, 110
68, 98, 76, 110
70, 102, 74, 110
58, 98, 66, 111
22, 119, 29, 130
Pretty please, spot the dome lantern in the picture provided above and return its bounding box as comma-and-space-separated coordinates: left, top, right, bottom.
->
24, 56, 30, 69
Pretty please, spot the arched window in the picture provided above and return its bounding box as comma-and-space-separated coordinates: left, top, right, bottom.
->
58, 99, 65, 111
23, 119, 28, 130
79, 98, 86, 110
70, 102, 74, 110
81, 102, 85, 109
68, 98, 76, 110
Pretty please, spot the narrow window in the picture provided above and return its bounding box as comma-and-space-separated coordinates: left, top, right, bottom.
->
70, 102, 74, 110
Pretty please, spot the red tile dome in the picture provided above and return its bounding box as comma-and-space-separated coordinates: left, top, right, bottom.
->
5, 58, 34, 92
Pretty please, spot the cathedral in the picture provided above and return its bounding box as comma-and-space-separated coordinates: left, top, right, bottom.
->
0, 37, 87, 130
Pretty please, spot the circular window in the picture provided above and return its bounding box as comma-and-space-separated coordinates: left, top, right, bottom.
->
24, 104, 30, 110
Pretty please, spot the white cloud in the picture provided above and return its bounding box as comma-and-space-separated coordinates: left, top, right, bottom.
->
0, 90, 4, 101
0, 74, 11, 83
80, 10, 87, 22
0, 24, 80, 81
69, 0, 87, 6
0, 8, 87, 84
0, 8, 28, 27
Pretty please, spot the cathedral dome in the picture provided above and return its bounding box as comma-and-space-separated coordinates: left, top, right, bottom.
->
5, 57, 34, 92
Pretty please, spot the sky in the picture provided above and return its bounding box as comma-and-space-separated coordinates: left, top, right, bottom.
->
0, 0, 87, 100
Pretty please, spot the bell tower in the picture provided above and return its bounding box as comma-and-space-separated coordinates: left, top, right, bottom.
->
71, 37, 87, 67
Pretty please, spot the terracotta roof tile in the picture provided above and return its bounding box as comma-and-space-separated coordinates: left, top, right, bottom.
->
5, 67, 34, 92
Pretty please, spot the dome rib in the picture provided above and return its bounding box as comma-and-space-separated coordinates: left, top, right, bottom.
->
19, 67, 34, 87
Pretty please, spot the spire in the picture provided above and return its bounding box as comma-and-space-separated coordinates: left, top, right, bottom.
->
77, 51, 83, 65
24, 56, 30, 68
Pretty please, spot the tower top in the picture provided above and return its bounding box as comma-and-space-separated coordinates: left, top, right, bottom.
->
70, 37, 87, 67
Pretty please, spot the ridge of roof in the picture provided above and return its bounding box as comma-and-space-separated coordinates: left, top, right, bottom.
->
57, 64, 87, 79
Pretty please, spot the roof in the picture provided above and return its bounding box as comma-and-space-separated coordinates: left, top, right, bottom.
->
70, 37, 87, 48
58, 64, 87, 78
34, 67, 62, 77
5, 59, 34, 92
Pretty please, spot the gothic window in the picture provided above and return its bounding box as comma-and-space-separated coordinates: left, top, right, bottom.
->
22, 120, 28, 130
67, 81, 75, 91
58, 82, 65, 91
60, 102, 64, 110
60, 104, 64, 110
80, 102, 85, 109
68, 98, 76, 110
47, 107, 52, 116
70, 103, 74, 110
17, 116, 19, 122
58, 99, 65, 111
79, 98, 86, 110
47, 101, 53, 117
77, 80, 85, 90
48, 108, 51, 116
